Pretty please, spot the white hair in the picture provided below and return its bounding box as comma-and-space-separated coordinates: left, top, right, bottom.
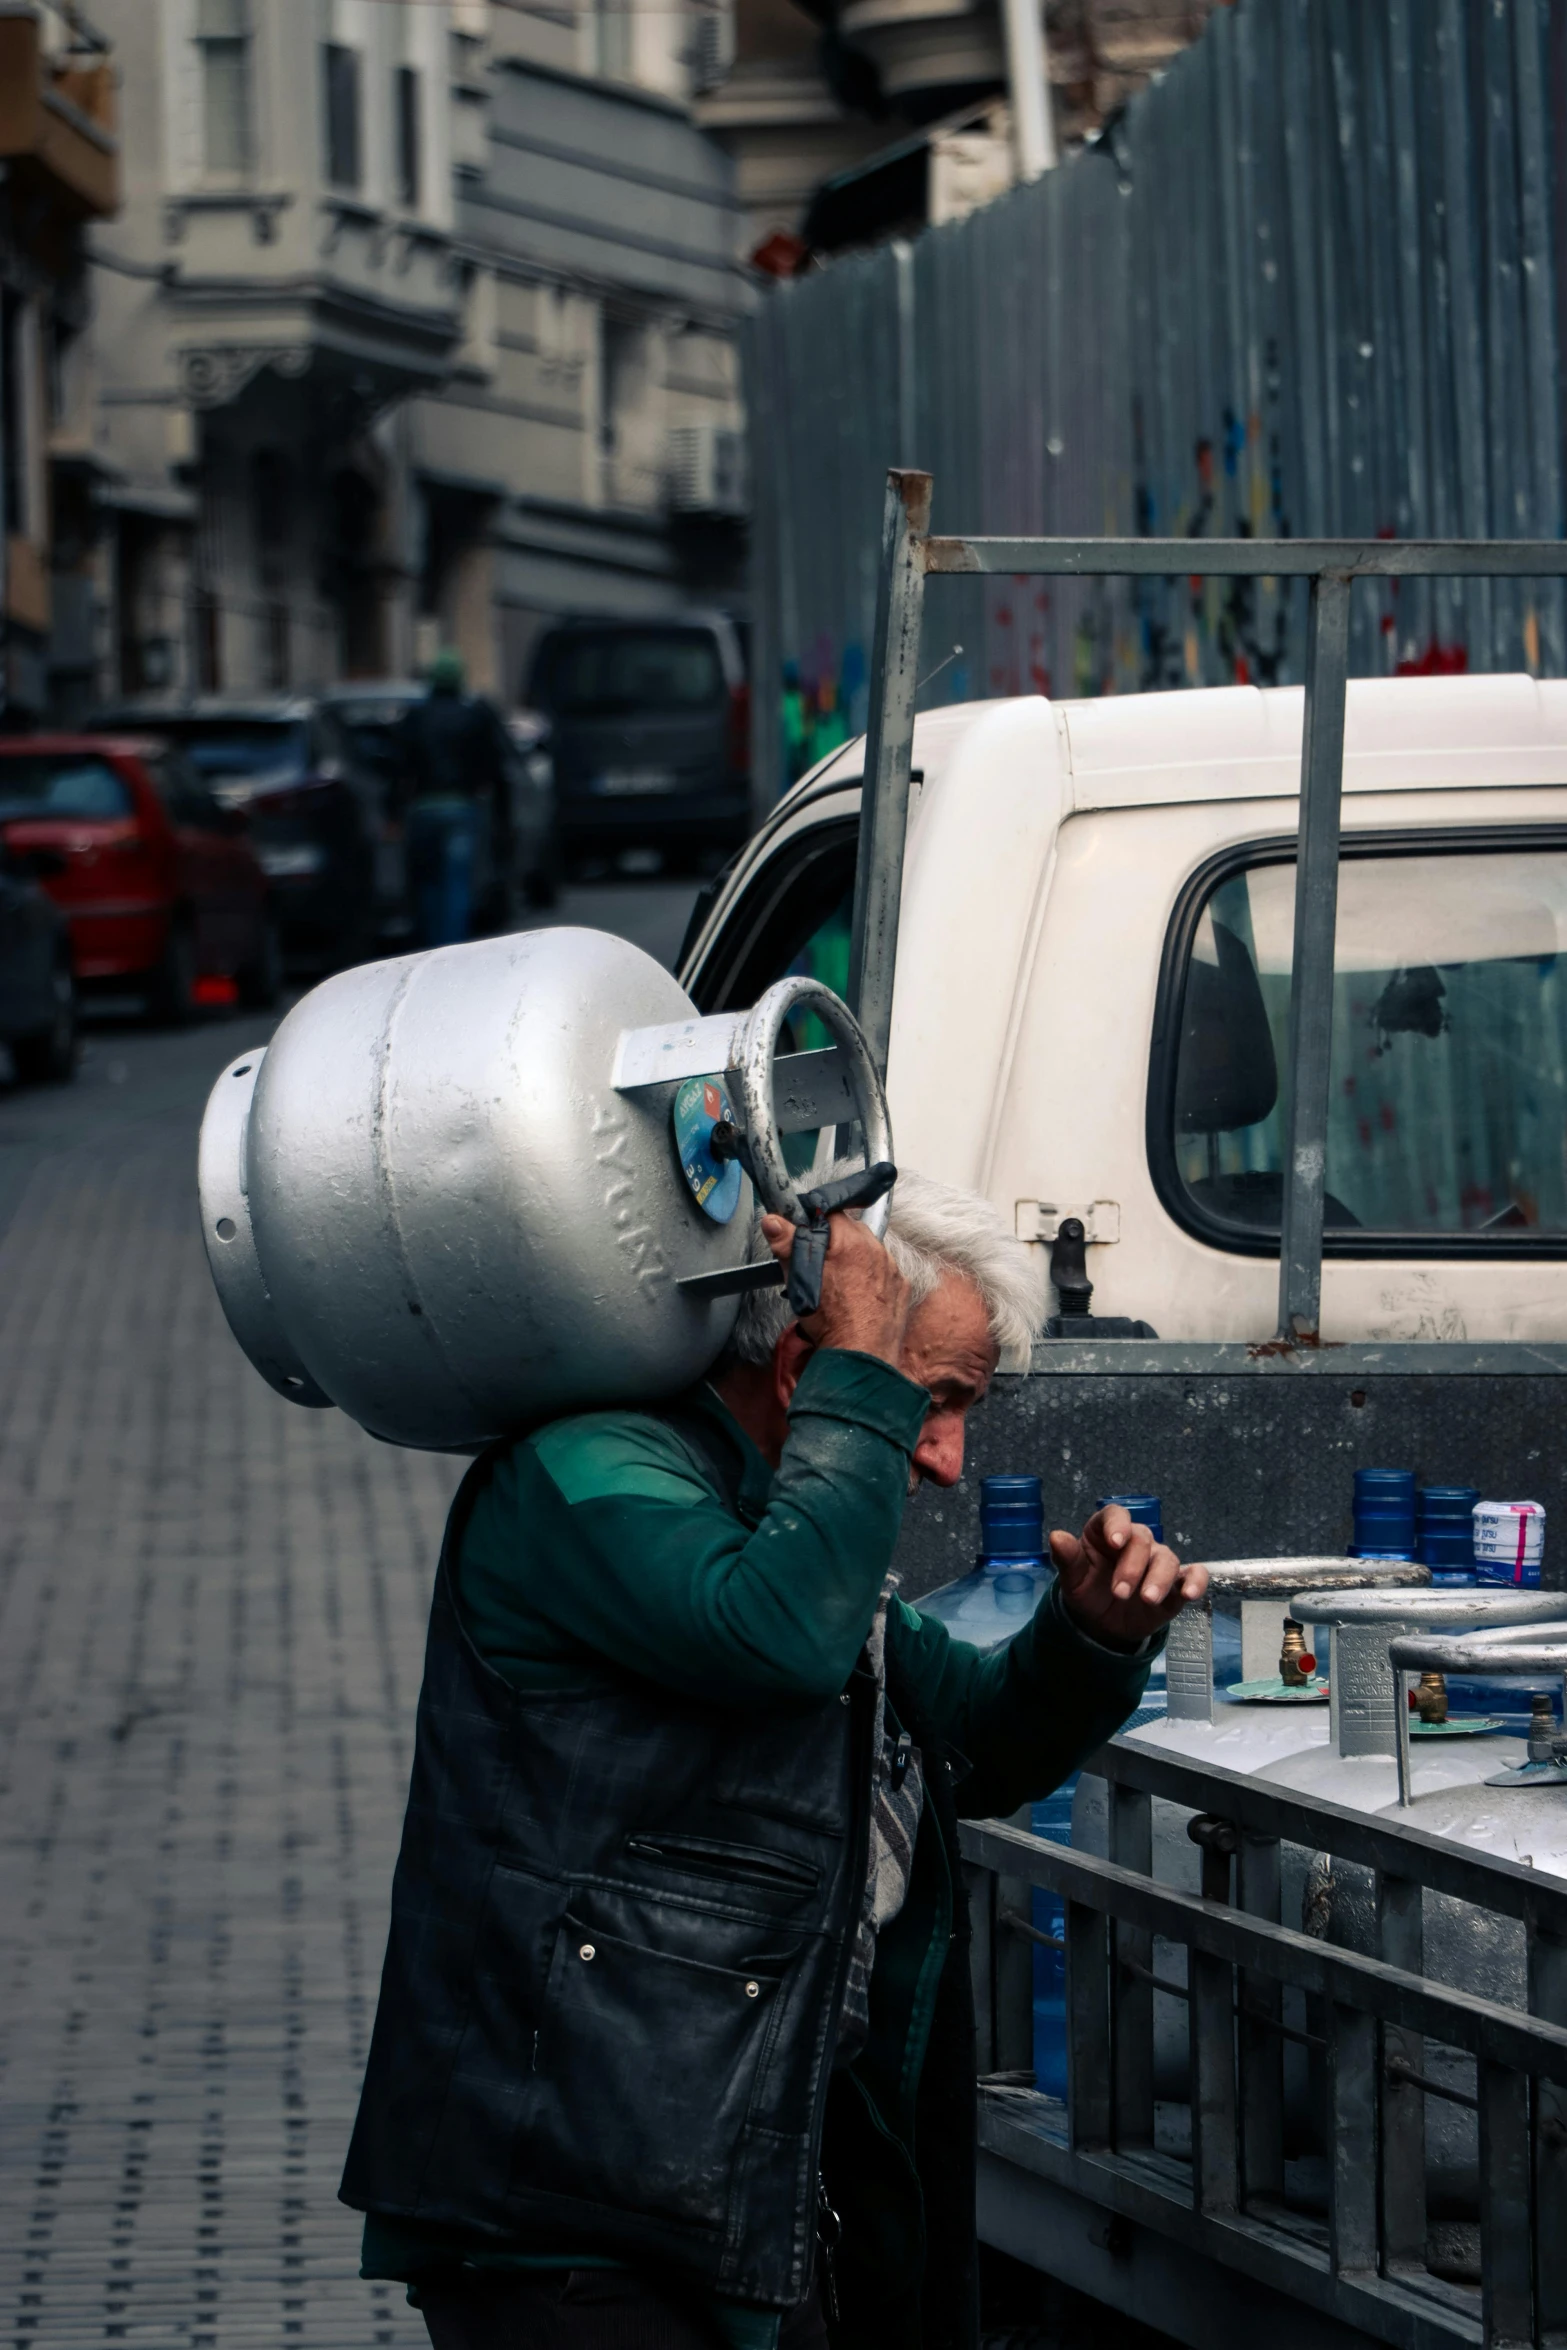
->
726, 1162, 1048, 1374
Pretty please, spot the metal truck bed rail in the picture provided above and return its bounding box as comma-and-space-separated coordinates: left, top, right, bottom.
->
849, 474, 1567, 1345
961, 1740, 1567, 2350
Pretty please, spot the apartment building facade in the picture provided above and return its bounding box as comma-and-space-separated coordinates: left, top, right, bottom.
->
0, 0, 120, 723
73, 0, 744, 712
409, 1, 747, 704
85, 0, 459, 704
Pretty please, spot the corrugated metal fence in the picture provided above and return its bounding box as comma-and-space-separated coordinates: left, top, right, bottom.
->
746, 0, 1567, 804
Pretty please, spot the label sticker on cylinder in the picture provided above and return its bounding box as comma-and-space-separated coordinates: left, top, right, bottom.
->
673, 1076, 743, 1224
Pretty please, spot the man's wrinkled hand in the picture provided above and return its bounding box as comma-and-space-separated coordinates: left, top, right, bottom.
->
762, 1210, 910, 1366
1049, 1505, 1207, 1651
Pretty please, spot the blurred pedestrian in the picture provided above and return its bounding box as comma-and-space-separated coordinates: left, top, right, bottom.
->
396, 649, 510, 948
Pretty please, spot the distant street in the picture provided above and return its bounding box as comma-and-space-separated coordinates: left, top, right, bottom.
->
0, 880, 699, 2350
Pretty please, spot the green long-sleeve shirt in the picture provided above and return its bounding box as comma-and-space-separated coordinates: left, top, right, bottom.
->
361, 1347, 1155, 2328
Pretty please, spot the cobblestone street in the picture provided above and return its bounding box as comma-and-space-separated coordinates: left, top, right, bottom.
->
0, 888, 696, 2350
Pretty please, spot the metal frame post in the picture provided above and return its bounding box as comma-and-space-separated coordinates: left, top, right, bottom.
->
1478, 2059, 1534, 2348
1109, 1783, 1154, 2149
1277, 571, 1352, 1341
1190, 1829, 1240, 2214
848, 469, 930, 1077
1376, 1871, 1426, 2275
1237, 1831, 1284, 2202
1529, 1915, 1567, 2339
893, 242, 918, 468
1065, 1898, 1113, 2150
1000, 0, 1056, 178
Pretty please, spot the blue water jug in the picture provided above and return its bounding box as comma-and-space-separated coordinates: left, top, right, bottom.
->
1030, 1780, 1075, 2100
1417, 1485, 1479, 1582
918, 1474, 1051, 1651
1352, 1466, 1416, 1558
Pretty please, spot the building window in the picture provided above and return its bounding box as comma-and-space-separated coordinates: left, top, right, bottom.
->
322, 43, 362, 191
599, 314, 637, 457
0, 289, 22, 543
1, 288, 42, 544
691, 0, 733, 92
194, 584, 223, 693
250, 448, 290, 576
262, 602, 290, 690
195, 0, 253, 178
595, 0, 631, 82
395, 66, 421, 209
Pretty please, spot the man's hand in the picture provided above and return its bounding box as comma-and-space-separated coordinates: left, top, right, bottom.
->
761, 1211, 910, 1366
1050, 1505, 1208, 1651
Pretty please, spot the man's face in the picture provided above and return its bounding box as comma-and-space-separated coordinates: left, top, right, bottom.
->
898, 1273, 998, 1492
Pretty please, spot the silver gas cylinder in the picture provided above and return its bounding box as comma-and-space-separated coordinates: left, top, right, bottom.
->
197, 926, 891, 1450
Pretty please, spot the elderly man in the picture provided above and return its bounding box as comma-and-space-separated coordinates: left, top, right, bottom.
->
342, 1169, 1204, 2350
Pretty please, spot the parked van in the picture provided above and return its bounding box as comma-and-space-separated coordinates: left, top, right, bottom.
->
528, 613, 750, 875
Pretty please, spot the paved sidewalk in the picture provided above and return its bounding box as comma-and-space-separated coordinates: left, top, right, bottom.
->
0, 887, 699, 2350
0, 1016, 466, 2348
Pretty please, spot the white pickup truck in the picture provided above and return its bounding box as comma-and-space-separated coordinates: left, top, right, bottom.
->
681, 670, 1567, 1349
679, 668, 1567, 2350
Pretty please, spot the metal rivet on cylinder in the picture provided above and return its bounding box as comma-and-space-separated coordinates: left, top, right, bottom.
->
579, 1943, 595, 1962
839, 1693, 851, 1707
744, 1980, 760, 1998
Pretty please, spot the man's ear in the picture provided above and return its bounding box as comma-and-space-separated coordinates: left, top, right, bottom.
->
773, 1323, 813, 1412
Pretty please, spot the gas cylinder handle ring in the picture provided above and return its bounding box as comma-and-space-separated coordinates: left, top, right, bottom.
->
735, 976, 894, 1240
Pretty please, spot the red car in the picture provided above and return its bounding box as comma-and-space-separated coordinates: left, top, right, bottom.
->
0, 735, 279, 1018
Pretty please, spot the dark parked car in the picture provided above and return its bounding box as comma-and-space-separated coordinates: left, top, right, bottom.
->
0, 831, 76, 1081
0, 735, 276, 1020
319, 681, 561, 924
525, 614, 750, 874
90, 699, 379, 966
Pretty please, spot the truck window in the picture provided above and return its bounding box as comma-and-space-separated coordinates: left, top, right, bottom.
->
1151, 835, 1567, 1252
689, 821, 856, 1021
689, 820, 857, 1175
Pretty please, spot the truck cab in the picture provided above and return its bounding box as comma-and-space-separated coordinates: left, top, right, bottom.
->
681, 673, 1567, 1346
682, 672, 1567, 2350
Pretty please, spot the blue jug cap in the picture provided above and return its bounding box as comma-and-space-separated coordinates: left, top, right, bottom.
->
1354, 1467, 1416, 1495
979, 1475, 1044, 1560
1098, 1493, 1164, 1544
